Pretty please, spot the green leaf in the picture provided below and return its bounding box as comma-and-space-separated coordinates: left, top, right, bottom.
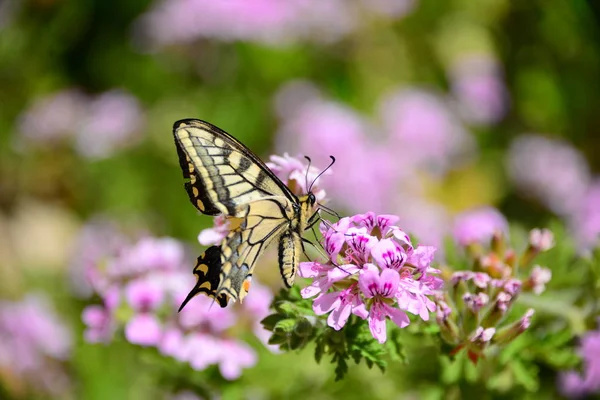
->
261, 314, 285, 330
334, 356, 349, 381
294, 317, 313, 337
273, 318, 296, 334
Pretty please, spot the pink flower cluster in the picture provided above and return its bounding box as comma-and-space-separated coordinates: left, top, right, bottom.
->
76, 222, 274, 380
438, 216, 554, 362
17, 89, 144, 159
136, 0, 415, 48
438, 270, 535, 363
299, 212, 442, 343
0, 294, 72, 396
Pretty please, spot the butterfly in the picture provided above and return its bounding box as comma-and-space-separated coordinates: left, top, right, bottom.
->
173, 119, 327, 309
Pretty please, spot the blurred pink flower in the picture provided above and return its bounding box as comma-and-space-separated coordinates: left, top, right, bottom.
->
69, 218, 131, 297
18, 89, 87, 143
274, 83, 476, 250
106, 237, 185, 280
80, 230, 266, 379
507, 134, 590, 216
452, 206, 508, 246
82, 304, 115, 343
449, 55, 508, 125
137, 0, 412, 48
276, 93, 397, 213
528, 228, 555, 251
75, 90, 144, 159
17, 89, 145, 159
570, 180, 600, 251
393, 197, 450, 252
198, 215, 230, 246
559, 321, 600, 398
266, 152, 329, 201
217, 339, 258, 379
125, 314, 163, 346
379, 88, 475, 174
137, 0, 356, 47
0, 294, 72, 396
241, 281, 280, 352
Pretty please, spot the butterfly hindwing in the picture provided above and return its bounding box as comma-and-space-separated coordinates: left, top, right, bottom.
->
178, 246, 229, 310
214, 198, 291, 302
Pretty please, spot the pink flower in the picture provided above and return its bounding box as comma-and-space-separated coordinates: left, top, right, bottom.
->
359, 268, 410, 343
507, 134, 590, 216
463, 292, 489, 312
75, 90, 144, 159
17, 89, 144, 159
217, 339, 258, 380
452, 207, 508, 246
107, 237, 185, 279
379, 88, 475, 173
569, 180, 600, 251
136, 0, 359, 47
470, 326, 495, 344
18, 89, 87, 143
529, 228, 555, 251
80, 230, 267, 379
266, 153, 329, 201
303, 213, 440, 342
198, 215, 230, 246
275, 94, 398, 213
313, 284, 368, 330
82, 305, 115, 343
527, 266, 552, 295
0, 294, 72, 396
69, 218, 130, 297
125, 314, 162, 346
559, 321, 600, 397
449, 54, 508, 125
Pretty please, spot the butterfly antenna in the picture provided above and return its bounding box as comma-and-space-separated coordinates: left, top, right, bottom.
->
318, 204, 341, 219
308, 155, 336, 193
304, 156, 312, 194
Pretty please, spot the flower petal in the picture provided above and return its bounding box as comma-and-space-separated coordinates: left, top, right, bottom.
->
125, 314, 162, 346
358, 269, 381, 298
313, 292, 341, 315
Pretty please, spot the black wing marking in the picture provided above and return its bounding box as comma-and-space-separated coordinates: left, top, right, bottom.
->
178, 246, 229, 310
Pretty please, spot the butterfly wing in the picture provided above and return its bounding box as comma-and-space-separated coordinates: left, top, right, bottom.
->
174, 119, 302, 307
173, 119, 297, 217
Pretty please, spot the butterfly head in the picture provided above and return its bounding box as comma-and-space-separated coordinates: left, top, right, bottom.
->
307, 192, 316, 207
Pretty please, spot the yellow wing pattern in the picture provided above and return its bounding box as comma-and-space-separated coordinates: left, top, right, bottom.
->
173, 119, 317, 308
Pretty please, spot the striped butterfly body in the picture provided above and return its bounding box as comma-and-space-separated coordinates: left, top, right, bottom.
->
173, 119, 318, 309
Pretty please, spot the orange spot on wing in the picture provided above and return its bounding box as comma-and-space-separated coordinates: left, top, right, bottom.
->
242, 279, 251, 293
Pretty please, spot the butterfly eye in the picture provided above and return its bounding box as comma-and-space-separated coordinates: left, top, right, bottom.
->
308, 192, 316, 206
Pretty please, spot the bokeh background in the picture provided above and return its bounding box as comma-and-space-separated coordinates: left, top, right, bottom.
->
1, 0, 600, 399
